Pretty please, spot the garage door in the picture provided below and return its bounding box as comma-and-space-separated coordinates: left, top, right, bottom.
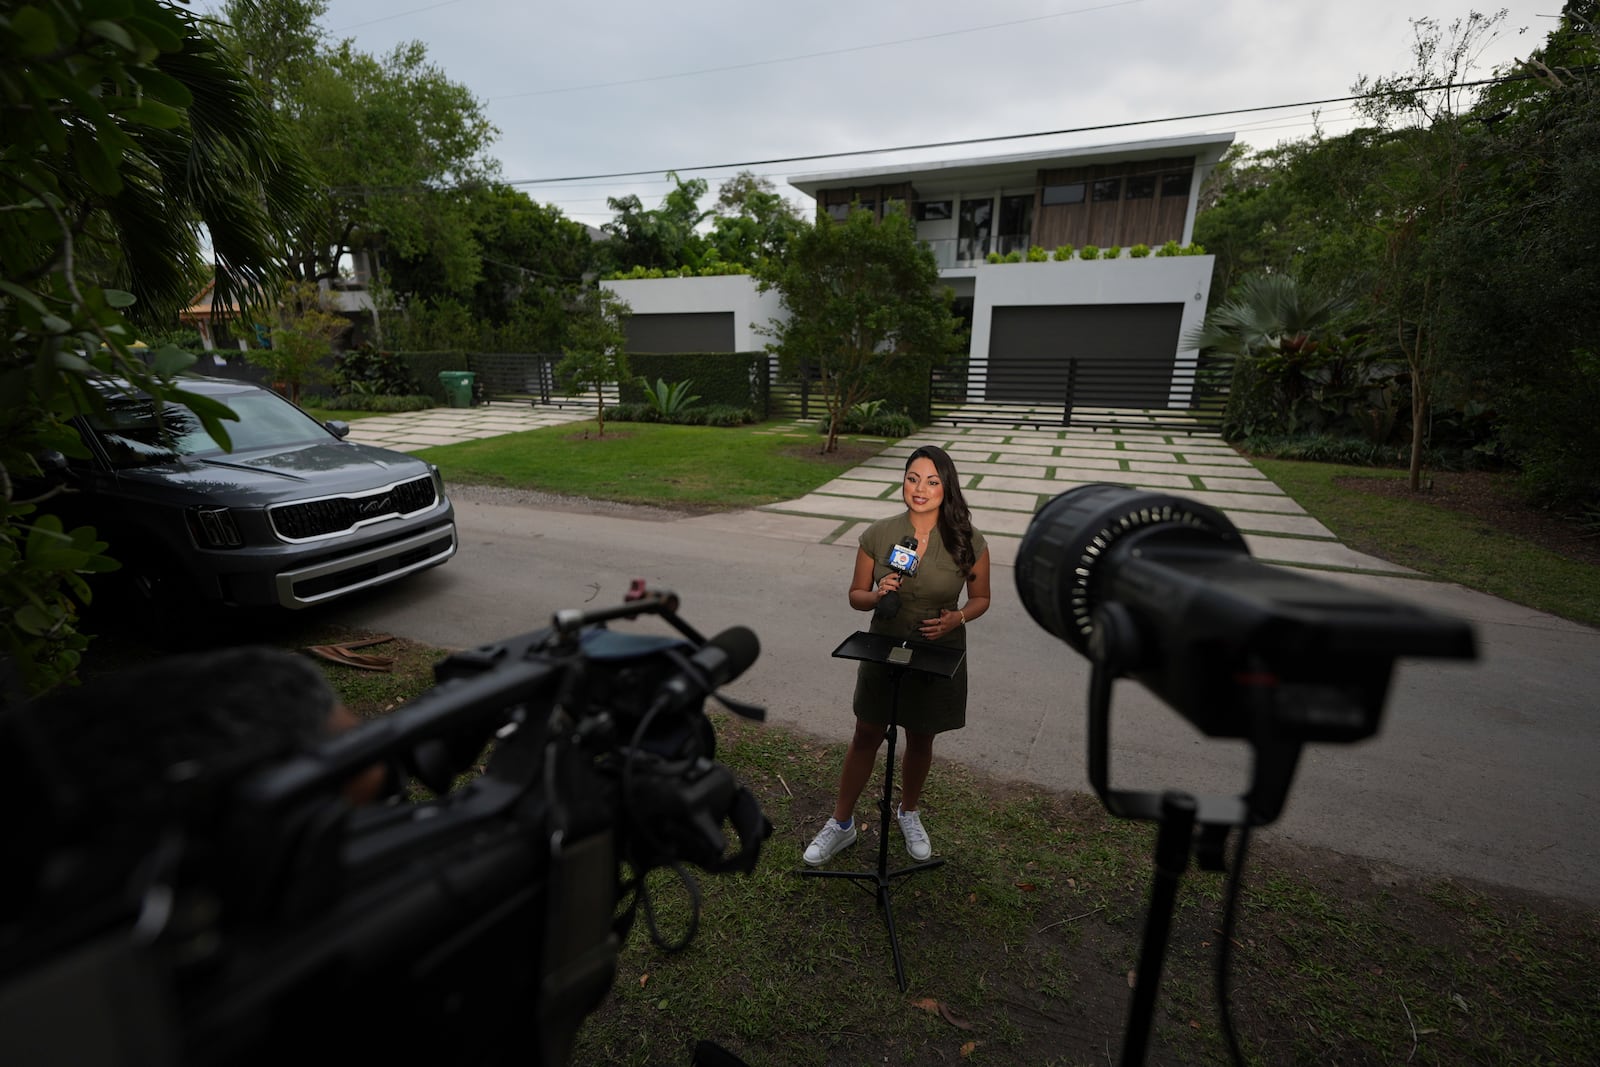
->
987, 304, 1184, 407
625, 312, 736, 353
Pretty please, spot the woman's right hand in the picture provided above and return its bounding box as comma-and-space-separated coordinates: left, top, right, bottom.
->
875, 573, 902, 600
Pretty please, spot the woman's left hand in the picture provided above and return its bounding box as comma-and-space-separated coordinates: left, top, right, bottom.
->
918, 610, 962, 641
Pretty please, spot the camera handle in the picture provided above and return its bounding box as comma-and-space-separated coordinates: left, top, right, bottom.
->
553, 584, 707, 647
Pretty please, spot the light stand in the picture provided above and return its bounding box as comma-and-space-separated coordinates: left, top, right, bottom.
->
1085, 655, 1303, 1066
797, 631, 965, 992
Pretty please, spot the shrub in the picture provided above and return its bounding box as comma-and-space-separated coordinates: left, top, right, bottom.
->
1105, 245, 1122, 259
1026, 245, 1049, 262
331, 343, 422, 397
822, 400, 916, 438
1236, 433, 1475, 471
604, 402, 755, 427
1129, 244, 1152, 258
986, 252, 1003, 264
638, 377, 702, 416
1003, 250, 1022, 263
1078, 244, 1101, 260
302, 393, 436, 412
139, 327, 205, 352
849, 399, 886, 421
681, 404, 756, 426
605, 402, 657, 423
1054, 245, 1074, 261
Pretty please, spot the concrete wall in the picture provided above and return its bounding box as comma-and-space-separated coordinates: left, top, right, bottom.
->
602, 257, 1214, 408
602, 275, 783, 352
967, 255, 1214, 407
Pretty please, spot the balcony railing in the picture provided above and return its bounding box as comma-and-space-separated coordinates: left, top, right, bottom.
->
920, 233, 1038, 268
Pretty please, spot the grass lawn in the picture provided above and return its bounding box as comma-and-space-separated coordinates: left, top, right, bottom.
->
70, 425, 1600, 1065
303, 406, 387, 422
1255, 458, 1600, 628
299, 636, 1599, 1067
414, 419, 885, 510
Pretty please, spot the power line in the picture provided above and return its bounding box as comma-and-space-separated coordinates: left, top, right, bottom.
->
489, 0, 1148, 102
332, 0, 471, 33
504, 71, 1537, 187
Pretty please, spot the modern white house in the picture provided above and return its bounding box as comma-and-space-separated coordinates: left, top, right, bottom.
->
603, 132, 1236, 422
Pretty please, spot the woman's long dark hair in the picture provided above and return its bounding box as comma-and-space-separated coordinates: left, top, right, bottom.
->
904, 444, 977, 574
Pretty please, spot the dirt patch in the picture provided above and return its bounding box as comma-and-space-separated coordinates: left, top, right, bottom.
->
1334, 469, 1600, 565
772, 439, 889, 467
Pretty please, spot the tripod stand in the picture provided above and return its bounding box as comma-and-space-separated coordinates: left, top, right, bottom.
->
798, 631, 964, 991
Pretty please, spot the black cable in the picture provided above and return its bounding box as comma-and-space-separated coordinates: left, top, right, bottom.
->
639, 861, 702, 953
1215, 823, 1253, 1067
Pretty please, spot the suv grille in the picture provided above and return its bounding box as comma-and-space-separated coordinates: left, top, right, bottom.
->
270, 475, 438, 541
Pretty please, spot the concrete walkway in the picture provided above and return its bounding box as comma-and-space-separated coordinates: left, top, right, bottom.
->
340, 402, 595, 451
345, 405, 1411, 579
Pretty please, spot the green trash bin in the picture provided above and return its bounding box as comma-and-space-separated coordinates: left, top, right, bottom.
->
439, 370, 476, 408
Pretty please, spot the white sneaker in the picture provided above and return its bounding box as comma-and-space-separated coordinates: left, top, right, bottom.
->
897, 807, 932, 861
803, 818, 858, 866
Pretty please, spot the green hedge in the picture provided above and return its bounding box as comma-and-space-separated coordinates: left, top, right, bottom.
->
605, 402, 757, 426
395, 350, 470, 403
620, 352, 770, 415
300, 393, 436, 412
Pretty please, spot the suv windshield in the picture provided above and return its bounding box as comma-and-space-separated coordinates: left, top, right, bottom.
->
89, 391, 331, 468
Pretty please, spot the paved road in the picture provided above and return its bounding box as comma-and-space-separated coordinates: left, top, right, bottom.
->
318, 490, 1600, 907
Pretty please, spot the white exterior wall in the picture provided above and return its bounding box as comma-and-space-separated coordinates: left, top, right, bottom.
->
601, 258, 1215, 410
965, 256, 1215, 408
601, 274, 783, 351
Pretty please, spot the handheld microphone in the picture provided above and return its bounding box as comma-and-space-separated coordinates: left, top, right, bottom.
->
873, 535, 921, 620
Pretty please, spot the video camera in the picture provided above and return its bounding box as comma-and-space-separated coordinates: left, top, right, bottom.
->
0, 587, 771, 1067
1015, 484, 1476, 1065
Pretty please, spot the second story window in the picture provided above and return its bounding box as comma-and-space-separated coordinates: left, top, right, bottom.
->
915, 200, 952, 221
1042, 182, 1085, 205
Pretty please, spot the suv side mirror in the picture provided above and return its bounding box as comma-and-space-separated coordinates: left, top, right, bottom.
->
35, 450, 71, 484
324, 420, 350, 440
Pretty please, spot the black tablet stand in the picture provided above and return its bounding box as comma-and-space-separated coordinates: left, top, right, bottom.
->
797, 631, 965, 991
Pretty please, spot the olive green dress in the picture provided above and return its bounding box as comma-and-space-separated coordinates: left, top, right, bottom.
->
853, 513, 987, 734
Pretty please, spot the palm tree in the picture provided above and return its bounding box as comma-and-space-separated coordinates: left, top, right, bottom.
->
1184, 273, 1348, 359
1184, 273, 1351, 439
2, 0, 317, 695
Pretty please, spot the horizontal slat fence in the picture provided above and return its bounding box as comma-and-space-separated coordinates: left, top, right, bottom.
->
929, 354, 1232, 434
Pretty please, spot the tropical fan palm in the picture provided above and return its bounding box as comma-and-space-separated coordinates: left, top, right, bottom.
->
1184, 273, 1349, 357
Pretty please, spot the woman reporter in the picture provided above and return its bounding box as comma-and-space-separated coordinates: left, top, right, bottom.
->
804, 444, 991, 866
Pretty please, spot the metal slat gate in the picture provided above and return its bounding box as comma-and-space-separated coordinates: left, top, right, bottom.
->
929, 353, 1232, 434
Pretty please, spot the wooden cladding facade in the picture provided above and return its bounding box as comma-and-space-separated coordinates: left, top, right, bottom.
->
814, 156, 1195, 251
1034, 156, 1193, 250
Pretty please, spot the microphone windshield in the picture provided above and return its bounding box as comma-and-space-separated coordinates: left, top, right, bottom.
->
698, 626, 761, 688
886, 535, 921, 576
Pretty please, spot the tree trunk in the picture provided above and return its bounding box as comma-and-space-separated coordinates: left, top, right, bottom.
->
823, 412, 839, 454
1408, 374, 1425, 491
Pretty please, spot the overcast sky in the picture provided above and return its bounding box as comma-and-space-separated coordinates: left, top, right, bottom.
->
197, 0, 1557, 229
